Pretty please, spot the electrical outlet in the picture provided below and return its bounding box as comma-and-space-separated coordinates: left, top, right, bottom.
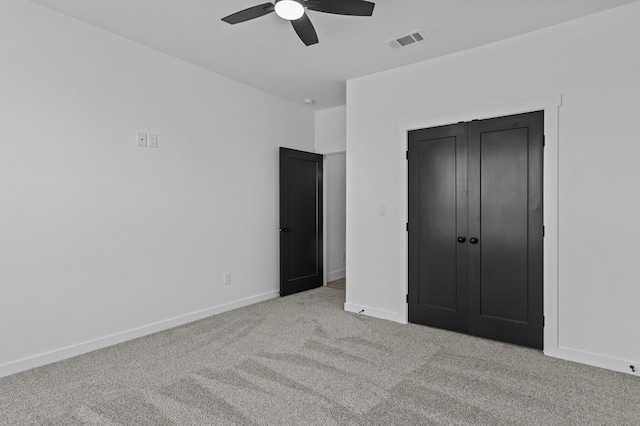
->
223, 273, 231, 285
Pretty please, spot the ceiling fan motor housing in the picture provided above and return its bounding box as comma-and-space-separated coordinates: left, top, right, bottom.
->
274, 0, 305, 21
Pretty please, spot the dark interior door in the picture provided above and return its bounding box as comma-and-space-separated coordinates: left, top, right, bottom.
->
408, 124, 468, 332
279, 147, 323, 297
408, 111, 543, 349
467, 112, 543, 348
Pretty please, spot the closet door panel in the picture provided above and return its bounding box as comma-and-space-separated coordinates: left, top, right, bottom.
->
408, 124, 467, 332
479, 128, 529, 321
467, 112, 544, 349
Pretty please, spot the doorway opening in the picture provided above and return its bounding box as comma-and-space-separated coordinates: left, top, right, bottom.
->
324, 152, 347, 292
387, 95, 563, 353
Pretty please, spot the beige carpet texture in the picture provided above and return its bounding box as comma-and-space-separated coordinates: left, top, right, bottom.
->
1, 287, 638, 425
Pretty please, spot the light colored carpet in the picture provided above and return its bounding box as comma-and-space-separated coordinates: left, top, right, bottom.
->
1, 287, 638, 425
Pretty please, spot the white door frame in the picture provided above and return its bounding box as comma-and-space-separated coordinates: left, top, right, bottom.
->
318, 148, 347, 286
397, 95, 562, 354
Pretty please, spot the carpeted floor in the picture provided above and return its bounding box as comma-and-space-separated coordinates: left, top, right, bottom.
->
1, 287, 638, 425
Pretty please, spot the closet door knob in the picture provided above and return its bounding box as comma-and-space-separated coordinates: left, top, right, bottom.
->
469, 237, 479, 244
457, 237, 467, 243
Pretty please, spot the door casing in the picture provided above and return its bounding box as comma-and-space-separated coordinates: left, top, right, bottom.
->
396, 96, 562, 354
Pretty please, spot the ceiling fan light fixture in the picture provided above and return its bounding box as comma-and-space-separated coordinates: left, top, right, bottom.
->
274, 0, 305, 21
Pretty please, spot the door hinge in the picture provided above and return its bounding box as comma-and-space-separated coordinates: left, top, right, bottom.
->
543, 135, 546, 147
543, 226, 545, 237
406, 150, 409, 160
406, 294, 409, 303
406, 222, 409, 232
543, 316, 545, 327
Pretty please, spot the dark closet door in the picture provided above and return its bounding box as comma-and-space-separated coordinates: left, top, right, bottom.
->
408, 111, 543, 350
408, 123, 468, 332
467, 112, 543, 349
279, 147, 323, 297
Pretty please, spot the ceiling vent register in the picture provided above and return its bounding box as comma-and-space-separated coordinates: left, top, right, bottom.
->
386, 30, 426, 49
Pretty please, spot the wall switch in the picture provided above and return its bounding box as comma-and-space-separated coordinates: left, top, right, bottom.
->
149, 134, 158, 148
137, 132, 148, 147
224, 273, 231, 285
379, 205, 387, 216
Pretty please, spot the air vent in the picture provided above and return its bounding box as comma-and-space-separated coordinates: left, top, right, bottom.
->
386, 30, 427, 50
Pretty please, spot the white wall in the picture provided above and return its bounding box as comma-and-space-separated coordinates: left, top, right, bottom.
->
0, 0, 314, 377
314, 105, 346, 154
346, 2, 640, 375
324, 153, 346, 282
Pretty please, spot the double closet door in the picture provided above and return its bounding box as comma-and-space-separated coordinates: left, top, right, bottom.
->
408, 111, 544, 349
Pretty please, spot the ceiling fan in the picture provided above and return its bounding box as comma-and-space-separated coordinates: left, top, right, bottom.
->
221, 0, 375, 46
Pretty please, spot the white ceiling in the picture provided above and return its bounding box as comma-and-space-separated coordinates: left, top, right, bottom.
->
28, 0, 637, 110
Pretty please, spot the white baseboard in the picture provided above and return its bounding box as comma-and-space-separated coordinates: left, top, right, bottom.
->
6, 290, 634, 379
344, 302, 407, 324
345, 306, 638, 376
327, 269, 346, 283
545, 346, 639, 377
0, 290, 279, 379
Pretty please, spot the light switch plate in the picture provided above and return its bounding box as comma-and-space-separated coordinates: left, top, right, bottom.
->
149, 134, 158, 148
137, 132, 148, 147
